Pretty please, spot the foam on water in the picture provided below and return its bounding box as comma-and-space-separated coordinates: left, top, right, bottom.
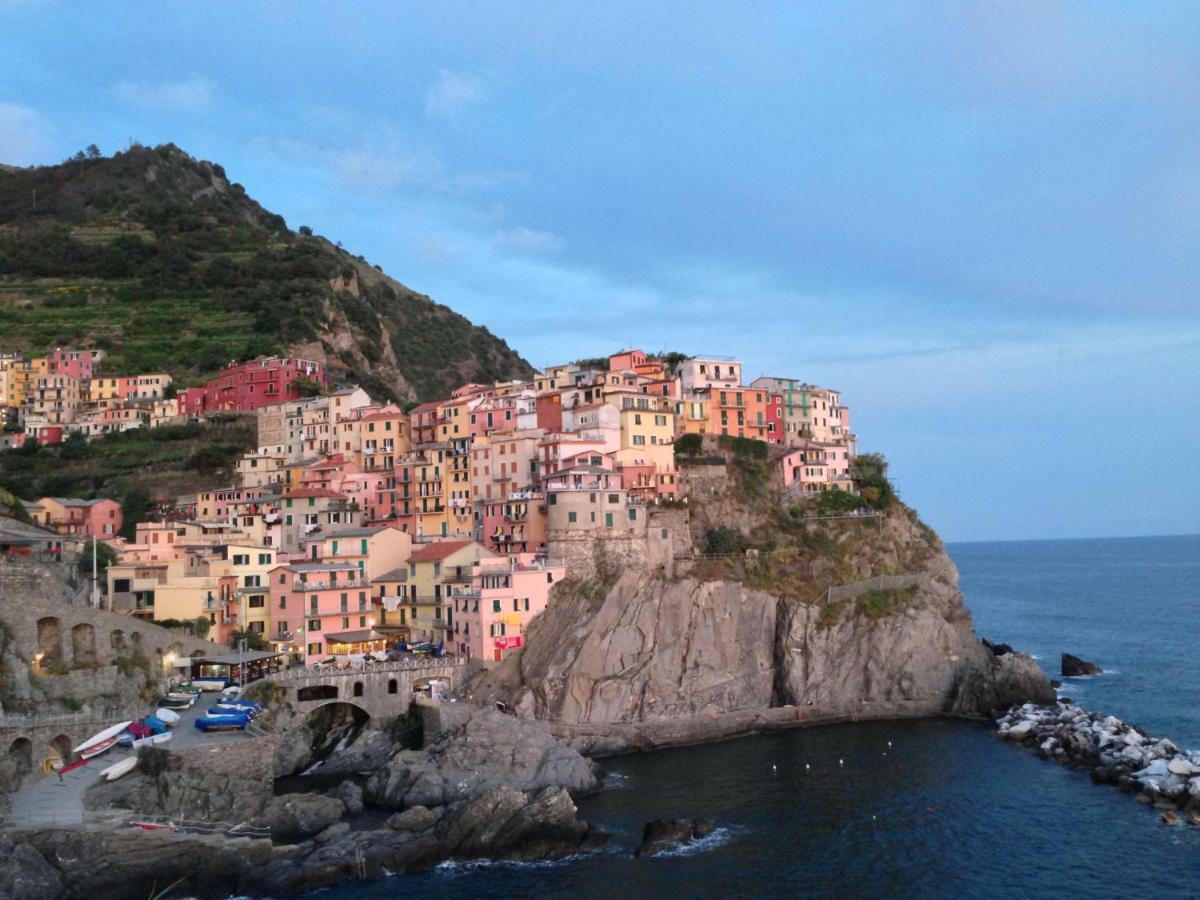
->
643, 825, 741, 859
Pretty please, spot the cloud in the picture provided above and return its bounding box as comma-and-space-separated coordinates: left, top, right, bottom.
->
425, 69, 486, 119
0, 102, 49, 164
494, 225, 562, 254
114, 76, 215, 111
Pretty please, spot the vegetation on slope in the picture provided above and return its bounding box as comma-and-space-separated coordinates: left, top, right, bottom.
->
0, 143, 534, 399
0, 418, 254, 534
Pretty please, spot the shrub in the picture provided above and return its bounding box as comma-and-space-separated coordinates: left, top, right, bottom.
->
851, 453, 896, 510
704, 526, 746, 556
854, 586, 919, 619
674, 433, 703, 457
809, 490, 869, 516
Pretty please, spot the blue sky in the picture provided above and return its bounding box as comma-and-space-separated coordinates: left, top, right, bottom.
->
2, 2, 1198, 542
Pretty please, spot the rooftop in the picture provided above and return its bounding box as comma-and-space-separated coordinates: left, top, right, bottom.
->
408, 540, 475, 563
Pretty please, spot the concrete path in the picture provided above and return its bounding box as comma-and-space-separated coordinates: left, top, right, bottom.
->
6, 691, 254, 830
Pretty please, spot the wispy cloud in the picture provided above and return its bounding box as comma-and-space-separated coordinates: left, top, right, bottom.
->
114, 76, 215, 111
425, 69, 486, 119
494, 225, 562, 254
0, 102, 49, 164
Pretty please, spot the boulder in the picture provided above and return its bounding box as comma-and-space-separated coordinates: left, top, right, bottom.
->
1061, 654, 1102, 677
437, 785, 607, 861
335, 781, 364, 815
1162, 810, 1182, 826
387, 805, 444, 833
0, 835, 63, 900
982, 639, 1014, 657
266, 793, 346, 842
633, 817, 716, 857
1168, 758, 1196, 777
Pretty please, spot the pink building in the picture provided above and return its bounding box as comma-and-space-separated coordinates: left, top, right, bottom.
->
479, 491, 547, 556
180, 357, 325, 417
27, 497, 123, 539
269, 561, 375, 661
47, 348, 102, 380
449, 553, 566, 665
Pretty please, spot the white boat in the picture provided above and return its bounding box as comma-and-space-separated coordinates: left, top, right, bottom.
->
221, 685, 243, 700
131, 732, 172, 749
73, 721, 133, 755
100, 757, 138, 782
154, 708, 181, 725
192, 679, 228, 692
166, 692, 198, 703
80, 736, 119, 760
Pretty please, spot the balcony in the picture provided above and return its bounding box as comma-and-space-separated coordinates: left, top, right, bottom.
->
293, 578, 371, 592
449, 587, 481, 599
442, 571, 472, 584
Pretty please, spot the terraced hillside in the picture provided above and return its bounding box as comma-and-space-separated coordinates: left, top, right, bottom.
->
0, 144, 534, 400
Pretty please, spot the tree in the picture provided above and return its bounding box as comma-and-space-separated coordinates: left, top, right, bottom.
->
119, 487, 152, 540
674, 433, 703, 457
230, 628, 268, 651
77, 538, 117, 578
57, 431, 91, 461
292, 374, 322, 398
85, 144, 102, 159
194, 616, 211, 640
850, 453, 896, 510
298, 225, 313, 237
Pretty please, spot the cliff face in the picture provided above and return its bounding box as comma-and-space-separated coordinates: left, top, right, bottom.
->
475, 494, 1052, 753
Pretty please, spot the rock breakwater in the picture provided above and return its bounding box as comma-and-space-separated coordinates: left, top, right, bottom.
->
997, 702, 1200, 823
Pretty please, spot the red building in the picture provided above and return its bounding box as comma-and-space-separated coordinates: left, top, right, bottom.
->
180, 357, 325, 417
47, 348, 102, 380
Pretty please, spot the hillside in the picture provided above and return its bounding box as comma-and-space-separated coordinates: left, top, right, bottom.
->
0, 143, 534, 400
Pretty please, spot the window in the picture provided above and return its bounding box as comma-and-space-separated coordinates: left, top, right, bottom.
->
280, 596, 287, 609
524, 598, 530, 611
340, 593, 348, 612
605, 513, 613, 527
629, 508, 638, 522
307, 643, 321, 656
513, 598, 519, 612
608, 493, 620, 503
492, 599, 501, 613
308, 619, 322, 631
567, 511, 577, 524
309, 596, 319, 613
342, 617, 350, 629
249, 595, 265, 608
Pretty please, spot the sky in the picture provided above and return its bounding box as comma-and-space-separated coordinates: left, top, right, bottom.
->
2, 2, 1198, 542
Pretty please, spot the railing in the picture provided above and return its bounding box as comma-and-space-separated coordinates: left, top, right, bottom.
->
293, 579, 370, 591
0, 705, 146, 732
268, 656, 466, 683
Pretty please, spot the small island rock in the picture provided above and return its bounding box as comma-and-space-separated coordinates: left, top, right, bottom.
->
1061, 653, 1103, 677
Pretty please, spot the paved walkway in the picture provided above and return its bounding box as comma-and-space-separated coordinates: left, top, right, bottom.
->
6, 692, 254, 830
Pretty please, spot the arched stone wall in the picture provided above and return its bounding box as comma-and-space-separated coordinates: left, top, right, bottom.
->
36, 617, 62, 664
297, 684, 338, 702
110, 629, 126, 653
7, 737, 32, 783
48, 733, 73, 769
70, 623, 97, 665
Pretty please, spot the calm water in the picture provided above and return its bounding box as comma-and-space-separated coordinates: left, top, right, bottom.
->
325, 535, 1200, 898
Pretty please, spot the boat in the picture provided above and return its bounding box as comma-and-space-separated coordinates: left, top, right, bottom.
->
73, 721, 133, 756
129, 820, 177, 832
100, 757, 138, 782
194, 711, 249, 732
166, 691, 199, 703
130, 732, 172, 749
192, 679, 228, 692
158, 695, 195, 710
221, 685, 243, 700
212, 701, 261, 715
154, 708, 181, 725
80, 736, 119, 759
118, 723, 155, 747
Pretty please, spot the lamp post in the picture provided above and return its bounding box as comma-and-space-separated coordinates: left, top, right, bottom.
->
296, 626, 305, 669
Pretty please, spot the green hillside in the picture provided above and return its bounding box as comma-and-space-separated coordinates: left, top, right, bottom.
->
0, 143, 534, 400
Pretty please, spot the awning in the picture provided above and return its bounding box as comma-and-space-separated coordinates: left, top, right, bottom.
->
325, 629, 389, 644
193, 650, 287, 666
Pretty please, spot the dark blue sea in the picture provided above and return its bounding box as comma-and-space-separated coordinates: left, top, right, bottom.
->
323, 535, 1200, 898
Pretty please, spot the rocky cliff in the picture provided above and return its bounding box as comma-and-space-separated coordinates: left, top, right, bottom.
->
474, 463, 1053, 753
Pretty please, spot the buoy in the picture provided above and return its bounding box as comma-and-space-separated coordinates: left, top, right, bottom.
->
887, 741, 892, 747
772, 764, 777, 772
805, 763, 810, 771
839, 758, 844, 766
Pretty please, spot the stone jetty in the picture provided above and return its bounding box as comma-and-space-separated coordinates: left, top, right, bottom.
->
996, 702, 1200, 824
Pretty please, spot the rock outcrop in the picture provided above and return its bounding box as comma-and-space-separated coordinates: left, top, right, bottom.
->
633, 817, 715, 857
474, 503, 1053, 753
1062, 653, 1103, 677
365, 710, 600, 809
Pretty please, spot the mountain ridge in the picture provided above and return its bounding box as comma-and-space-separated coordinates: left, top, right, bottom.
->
0, 143, 534, 400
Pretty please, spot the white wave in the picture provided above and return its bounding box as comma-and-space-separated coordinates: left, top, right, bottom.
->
435, 853, 589, 876
602, 771, 630, 789
299, 760, 323, 775
644, 825, 740, 859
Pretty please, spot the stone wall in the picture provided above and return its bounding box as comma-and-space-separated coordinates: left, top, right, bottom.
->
546, 507, 690, 582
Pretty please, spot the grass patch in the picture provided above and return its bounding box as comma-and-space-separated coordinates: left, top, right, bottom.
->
853, 586, 920, 619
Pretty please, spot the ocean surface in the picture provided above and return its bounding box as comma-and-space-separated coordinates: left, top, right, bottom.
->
322, 535, 1200, 898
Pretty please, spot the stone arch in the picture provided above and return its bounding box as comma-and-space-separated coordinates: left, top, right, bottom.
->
7, 737, 33, 784
387, 678, 398, 694
352, 681, 364, 697
71, 623, 97, 665
190, 650, 205, 658
129, 632, 143, 653
36, 617, 62, 664
47, 734, 73, 771
110, 629, 126, 653
297, 684, 338, 702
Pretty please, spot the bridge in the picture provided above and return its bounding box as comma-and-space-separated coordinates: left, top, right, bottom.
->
256, 657, 474, 723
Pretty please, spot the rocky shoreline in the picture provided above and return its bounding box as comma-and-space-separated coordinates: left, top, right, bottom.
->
997, 702, 1200, 824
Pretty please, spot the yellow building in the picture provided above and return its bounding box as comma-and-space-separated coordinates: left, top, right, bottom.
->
394, 540, 496, 642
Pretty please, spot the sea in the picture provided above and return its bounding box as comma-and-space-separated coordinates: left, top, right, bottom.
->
321, 535, 1200, 898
